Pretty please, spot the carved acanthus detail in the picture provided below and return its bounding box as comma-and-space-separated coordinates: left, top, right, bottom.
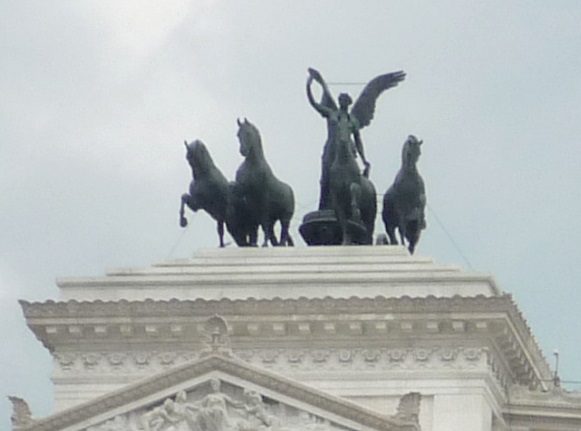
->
337, 350, 353, 363
312, 350, 330, 363
83, 353, 100, 369
287, 351, 304, 364
260, 350, 279, 364
412, 348, 432, 362
463, 347, 484, 362
387, 349, 406, 363
245, 347, 488, 372
362, 349, 381, 363
54, 351, 200, 374
55, 346, 493, 379
438, 348, 458, 362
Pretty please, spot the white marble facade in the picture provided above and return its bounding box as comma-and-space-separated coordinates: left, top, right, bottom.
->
14, 246, 581, 431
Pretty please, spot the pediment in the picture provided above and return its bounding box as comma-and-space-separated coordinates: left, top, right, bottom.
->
16, 354, 420, 431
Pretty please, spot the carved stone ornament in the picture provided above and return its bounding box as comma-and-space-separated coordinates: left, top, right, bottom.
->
18, 351, 421, 431
395, 393, 421, 424
84, 380, 342, 431
230, 347, 489, 376
9, 396, 34, 428
201, 315, 233, 358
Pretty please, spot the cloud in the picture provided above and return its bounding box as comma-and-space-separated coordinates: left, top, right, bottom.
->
76, 1, 193, 64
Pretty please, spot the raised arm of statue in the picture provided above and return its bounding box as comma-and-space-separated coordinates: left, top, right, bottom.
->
306, 68, 336, 118
306, 78, 330, 118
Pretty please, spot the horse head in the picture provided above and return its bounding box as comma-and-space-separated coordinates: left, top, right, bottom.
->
236, 118, 263, 160
402, 135, 423, 168
184, 139, 215, 177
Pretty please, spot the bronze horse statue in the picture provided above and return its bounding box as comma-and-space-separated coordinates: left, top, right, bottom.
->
179, 139, 261, 247
235, 118, 295, 246
225, 181, 259, 247
179, 140, 231, 247
328, 125, 377, 245
382, 135, 426, 254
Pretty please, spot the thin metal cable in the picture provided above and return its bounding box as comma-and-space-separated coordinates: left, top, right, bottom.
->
327, 82, 367, 86
166, 214, 194, 259
426, 202, 474, 270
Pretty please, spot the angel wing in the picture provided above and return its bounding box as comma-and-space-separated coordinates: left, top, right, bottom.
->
350, 70, 406, 129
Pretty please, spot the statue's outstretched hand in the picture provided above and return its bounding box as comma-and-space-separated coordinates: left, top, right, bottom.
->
363, 161, 371, 178
308, 68, 323, 83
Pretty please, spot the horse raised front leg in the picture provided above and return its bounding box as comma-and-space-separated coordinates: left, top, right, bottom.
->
179, 193, 191, 227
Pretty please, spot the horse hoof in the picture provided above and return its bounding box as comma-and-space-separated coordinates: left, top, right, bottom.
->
179, 218, 188, 228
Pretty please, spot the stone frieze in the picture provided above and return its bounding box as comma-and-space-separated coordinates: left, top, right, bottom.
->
53, 347, 489, 376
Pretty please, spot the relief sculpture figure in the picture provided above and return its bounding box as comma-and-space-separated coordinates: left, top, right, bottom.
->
192, 379, 244, 431
141, 381, 243, 431
238, 389, 272, 431
142, 391, 196, 431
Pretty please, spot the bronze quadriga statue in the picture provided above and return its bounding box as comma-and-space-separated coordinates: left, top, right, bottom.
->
178, 68, 430, 250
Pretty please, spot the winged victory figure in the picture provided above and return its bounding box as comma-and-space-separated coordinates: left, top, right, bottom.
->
306, 67, 406, 210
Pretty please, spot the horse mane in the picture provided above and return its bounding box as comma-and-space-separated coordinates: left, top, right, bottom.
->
238, 119, 264, 159
189, 140, 218, 180
402, 135, 421, 169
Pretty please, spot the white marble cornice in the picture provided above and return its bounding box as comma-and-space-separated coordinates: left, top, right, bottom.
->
21, 294, 518, 318
20, 294, 552, 390
503, 387, 581, 430
509, 385, 581, 408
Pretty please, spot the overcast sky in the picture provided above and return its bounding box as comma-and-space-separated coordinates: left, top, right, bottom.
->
2, 1, 581, 428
